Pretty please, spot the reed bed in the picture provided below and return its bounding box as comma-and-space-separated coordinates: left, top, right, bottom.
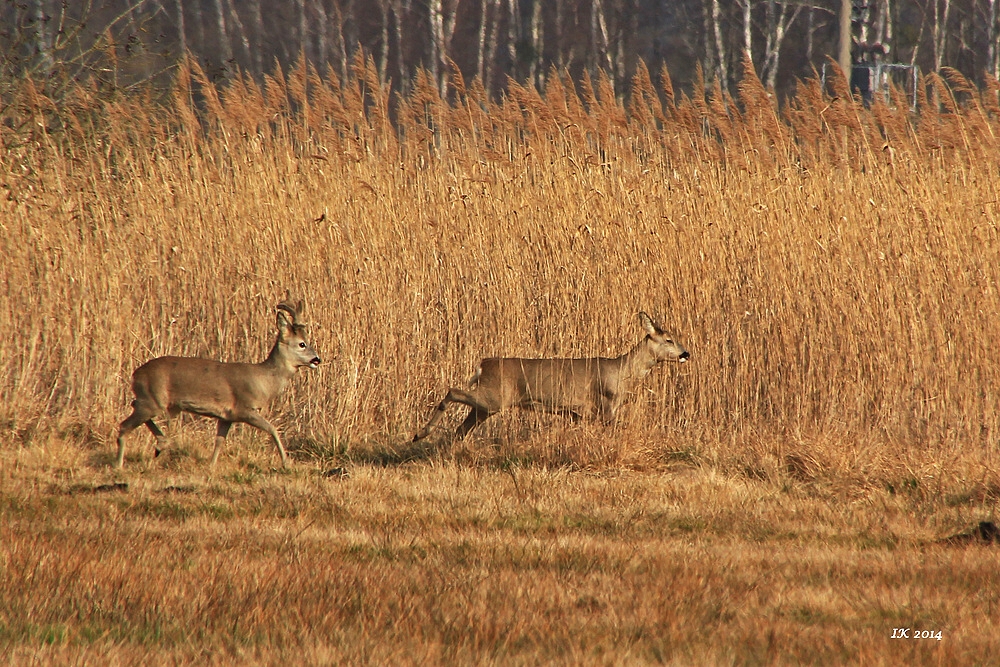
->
2, 57, 998, 472
2, 55, 1000, 663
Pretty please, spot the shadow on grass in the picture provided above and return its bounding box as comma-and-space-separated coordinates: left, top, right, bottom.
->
289, 434, 447, 469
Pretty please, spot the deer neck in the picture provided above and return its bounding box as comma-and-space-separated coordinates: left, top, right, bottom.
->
261, 338, 299, 382
617, 337, 659, 387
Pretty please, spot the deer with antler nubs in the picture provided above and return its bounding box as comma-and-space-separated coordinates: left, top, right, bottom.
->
114, 301, 321, 468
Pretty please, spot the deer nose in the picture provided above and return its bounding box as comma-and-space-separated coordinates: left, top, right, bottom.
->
679, 351, 690, 362
310, 357, 322, 367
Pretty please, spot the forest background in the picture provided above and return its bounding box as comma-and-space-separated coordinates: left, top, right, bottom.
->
4, 0, 1000, 105
2, 0, 1000, 664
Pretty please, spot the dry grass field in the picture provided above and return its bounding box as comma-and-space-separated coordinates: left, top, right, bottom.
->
2, 57, 1000, 664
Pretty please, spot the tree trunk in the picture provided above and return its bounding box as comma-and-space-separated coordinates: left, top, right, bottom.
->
378, 0, 390, 82
702, 0, 715, 88
343, 0, 358, 64
212, 0, 234, 72
249, 0, 264, 74
555, 0, 564, 69
591, 0, 612, 77
529, 0, 544, 88
762, 1, 800, 90
391, 0, 408, 88
611, 0, 627, 90
858, 0, 871, 44
711, 0, 728, 90
297, 0, 308, 62
33, 0, 53, 73
479, 0, 497, 87
743, 0, 753, 59
485, 0, 501, 94
175, 0, 187, 55
444, 0, 459, 94
506, 0, 520, 81
190, 0, 205, 54
931, 0, 951, 73
838, 0, 852, 78
988, 0, 1000, 78
224, 0, 251, 69
331, 0, 349, 81
806, 4, 813, 66
429, 0, 443, 91
315, 0, 328, 71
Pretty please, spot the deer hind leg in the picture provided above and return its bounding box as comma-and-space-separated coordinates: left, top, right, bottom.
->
150, 406, 180, 458
242, 412, 289, 468
456, 408, 494, 439
414, 387, 498, 441
116, 402, 162, 468
211, 420, 233, 466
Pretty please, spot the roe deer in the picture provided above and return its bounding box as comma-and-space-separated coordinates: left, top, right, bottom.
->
115, 301, 321, 468
413, 312, 689, 441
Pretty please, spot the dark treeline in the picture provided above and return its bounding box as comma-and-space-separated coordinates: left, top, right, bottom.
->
2, 0, 998, 103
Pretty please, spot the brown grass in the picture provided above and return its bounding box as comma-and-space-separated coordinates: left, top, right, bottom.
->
1, 60, 999, 663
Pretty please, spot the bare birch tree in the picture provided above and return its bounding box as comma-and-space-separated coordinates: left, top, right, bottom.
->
32, 0, 53, 73
429, 0, 459, 95
761, 0, 801, 90
484, 0, 501, 92
478, 0, 498, 87
378, 0, 390, 81
591, 0, 613, 80
507, 0, 520, 80
987, 0, 1000, 77
248, 0, 264, 73
742, 0, 753, 59
702, 0, 715, 87
930, 0, 951, 73
528, 0, 544, 89
713, 0, 728, 87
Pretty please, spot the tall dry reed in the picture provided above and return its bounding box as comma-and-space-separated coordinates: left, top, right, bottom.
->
1, 57, 998, 470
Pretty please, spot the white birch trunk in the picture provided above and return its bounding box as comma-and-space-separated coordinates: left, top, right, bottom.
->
429, 0, 443, 91
743, 0, 753, 60
762, 1, 800, 90
506, 0, 520, 80
932, 0, 951, 73
485, 0, 501, 94
529, 0, 544, 88
592, 0, 612, 75
378, 0, 390, 82
33, 0, 53, 72
711, 0, 727, 88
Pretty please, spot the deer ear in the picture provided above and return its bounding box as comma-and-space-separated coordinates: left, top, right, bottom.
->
276, 304, 295, 331
638, 311, 660, 336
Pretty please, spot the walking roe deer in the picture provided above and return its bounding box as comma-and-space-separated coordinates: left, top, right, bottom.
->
413, 312, 689, 442
115, 301, 321, 468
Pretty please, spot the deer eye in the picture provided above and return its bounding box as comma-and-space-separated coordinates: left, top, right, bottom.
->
299, 342, 307, 348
